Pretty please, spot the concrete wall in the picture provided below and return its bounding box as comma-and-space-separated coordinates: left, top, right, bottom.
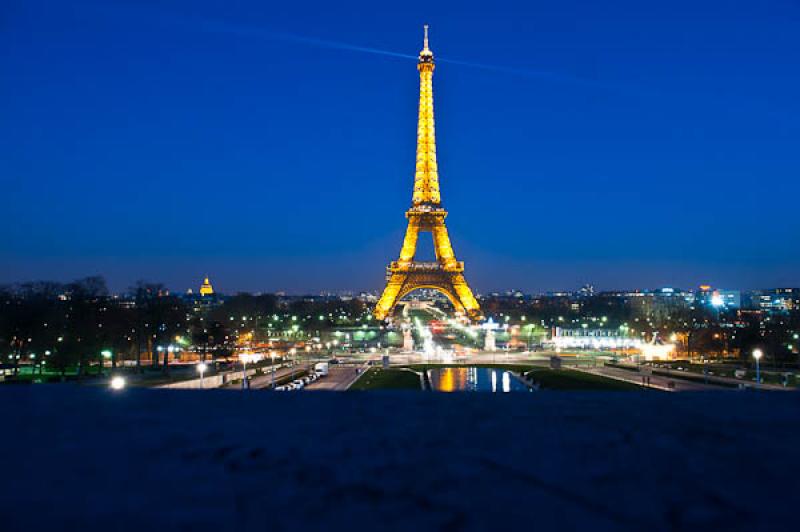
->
158, 368, 258, 389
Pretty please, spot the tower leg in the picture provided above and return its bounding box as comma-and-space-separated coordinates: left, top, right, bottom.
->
399, 220, 420, 264
450, 273, 481, 320
432, 222, 457, 268
375, 272, 408, 320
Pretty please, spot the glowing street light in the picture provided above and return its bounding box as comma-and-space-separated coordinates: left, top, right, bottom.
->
100, 349, 113, 375
197, 362, 208, 389
752, 349, 763, 388
110, 376, 126, 390
239, 353, 262, 390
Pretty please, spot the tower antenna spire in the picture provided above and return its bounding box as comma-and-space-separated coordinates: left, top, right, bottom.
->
423, 24, 429, 50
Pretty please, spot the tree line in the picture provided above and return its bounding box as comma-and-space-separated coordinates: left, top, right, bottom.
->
0, 277, 190, 378
0, 277, 371, 381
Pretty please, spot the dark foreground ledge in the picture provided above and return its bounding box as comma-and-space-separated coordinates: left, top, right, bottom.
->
2, 387, 798, 531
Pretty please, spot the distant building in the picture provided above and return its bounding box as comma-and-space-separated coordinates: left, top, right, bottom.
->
199, 276, 214, 296
578, 284, 594, 297
615, 288, 692, 320
358, 292, 378, 303
695, 285, 740, 310
744, 288, 800, 313
549, 327, 641, 350
715, 290, 741, 309
180, 276, 223, 314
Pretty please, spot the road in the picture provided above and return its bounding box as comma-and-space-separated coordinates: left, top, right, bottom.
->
305, 365, 368, 391
248, 366, 306, 390
574, 365, 721, 391
641, 365, 793, 391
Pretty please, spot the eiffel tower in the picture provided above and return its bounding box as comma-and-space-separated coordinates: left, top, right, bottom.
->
374, 26, 481, 321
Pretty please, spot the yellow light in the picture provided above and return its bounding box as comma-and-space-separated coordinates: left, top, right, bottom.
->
641, 343, 675, 361
199, 276, 214, 296
373, 27, 481, 322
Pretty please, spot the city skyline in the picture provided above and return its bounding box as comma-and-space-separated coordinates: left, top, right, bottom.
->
3, 1, 800, 293
3, 4, 799, 529
2, 271, 796, 300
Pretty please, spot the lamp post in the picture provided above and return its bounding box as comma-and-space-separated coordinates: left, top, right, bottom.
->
197, 362, 207, 389
270, 352, 276, 389
753, 348, 763, 389
165, 345, 174, 374
101, 350, 112, 376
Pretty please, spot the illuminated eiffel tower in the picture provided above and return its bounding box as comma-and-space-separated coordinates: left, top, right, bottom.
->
374, 26, 481, 321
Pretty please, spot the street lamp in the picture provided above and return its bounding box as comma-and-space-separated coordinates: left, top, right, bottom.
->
752, 349, 763, 388
197, 362, 208, 389
289, 348, 297, 380
239, 353, 261, 390
270, 351, 276, 389
101, 350, 112, 376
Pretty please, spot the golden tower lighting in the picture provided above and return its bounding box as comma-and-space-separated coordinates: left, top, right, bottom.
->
374, 26, 481, 322
199, 276, 214, 296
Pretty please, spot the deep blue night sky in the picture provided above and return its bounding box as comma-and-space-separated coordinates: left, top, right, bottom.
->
3, 0, 799, 294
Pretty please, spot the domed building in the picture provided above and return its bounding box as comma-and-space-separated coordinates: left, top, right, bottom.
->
199, 276, 214, 296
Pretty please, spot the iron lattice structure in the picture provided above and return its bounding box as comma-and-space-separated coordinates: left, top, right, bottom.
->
374, 27, 482, 321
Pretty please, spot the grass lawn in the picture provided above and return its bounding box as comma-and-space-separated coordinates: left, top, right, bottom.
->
349, 368, 421, 391
526, 369, 642, 391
